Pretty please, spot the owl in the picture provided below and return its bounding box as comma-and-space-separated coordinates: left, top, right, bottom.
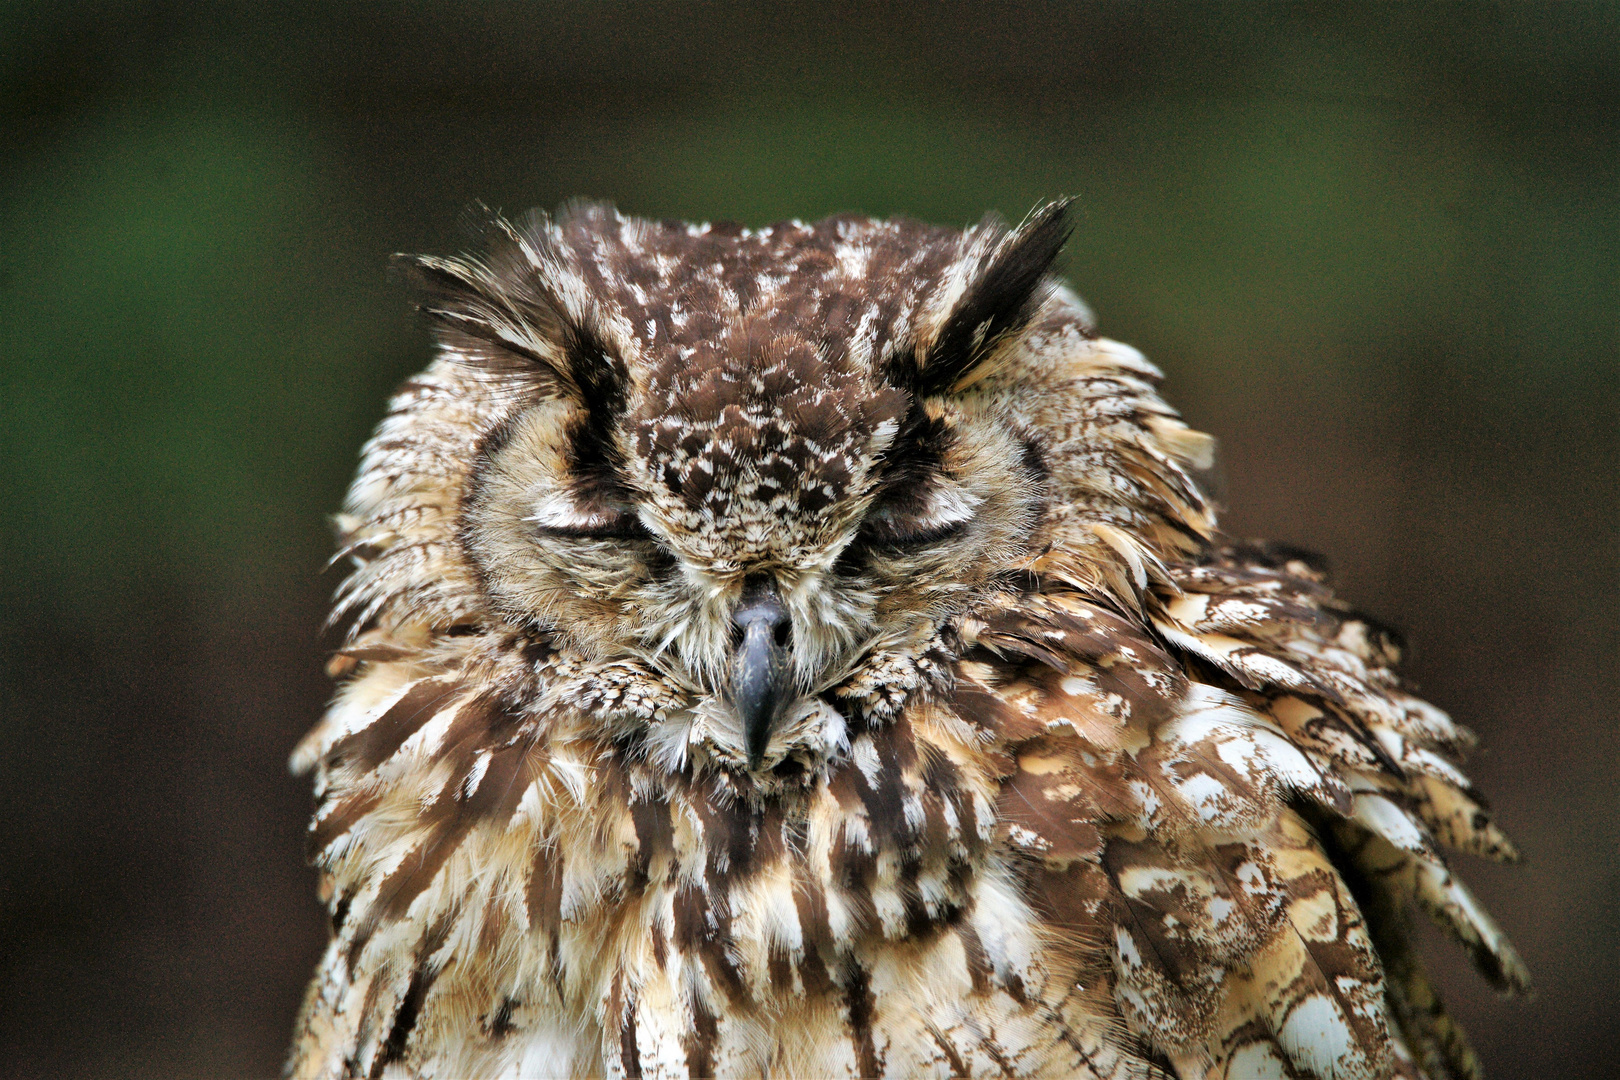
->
287, 201, 1527, 1080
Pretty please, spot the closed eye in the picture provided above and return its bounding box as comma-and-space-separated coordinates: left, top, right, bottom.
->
535, 515, 651, 540
860, 506, 968, 546
525, 494, 652, 540
859, 478, 980, 547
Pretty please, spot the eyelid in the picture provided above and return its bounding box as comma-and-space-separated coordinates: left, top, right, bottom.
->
524, 494, 649, 538
862, 515, 967, 546
861, 478, 981, 545
533, 516, 649, 539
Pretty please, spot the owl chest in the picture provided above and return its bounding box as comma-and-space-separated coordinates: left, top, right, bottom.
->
309, 691, 1129, 1076
513, 764, 1060, 1079
542, 767, 989, 1000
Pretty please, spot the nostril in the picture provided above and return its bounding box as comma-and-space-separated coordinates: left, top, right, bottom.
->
772, 619, 791, 649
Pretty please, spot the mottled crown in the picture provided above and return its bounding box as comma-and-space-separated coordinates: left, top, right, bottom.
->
404, 202, 1073, 567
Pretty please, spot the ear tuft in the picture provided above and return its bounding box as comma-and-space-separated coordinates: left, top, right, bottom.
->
397, 208, 628, 410
912, 199, 1073, 396
397, 252, 556, 383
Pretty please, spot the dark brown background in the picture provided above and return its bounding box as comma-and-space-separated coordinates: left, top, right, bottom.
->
1, 3, 1614, 1077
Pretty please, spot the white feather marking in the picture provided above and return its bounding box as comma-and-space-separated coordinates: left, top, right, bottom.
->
762, 872, 804, 955
867, 416, 899, 454
461, 751, 491, 799
394, 703, 457, 762
1113, 925, 1143, 969
1277, 993, 1358, 1078
969, 872, 1040, 986
851, 735, 882, 785
1225, 1042, 1292, 1080
546, 751, 592, 805
1352, 793, 1433, 857
1169, 771, 1235, 823
524, 492, 621, 532
517, 1022, 582, 1079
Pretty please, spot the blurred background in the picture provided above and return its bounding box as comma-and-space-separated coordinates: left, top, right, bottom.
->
1, 3, 1614, 1077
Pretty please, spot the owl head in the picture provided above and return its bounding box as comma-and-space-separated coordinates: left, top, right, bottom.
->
332, 202, 1214, 780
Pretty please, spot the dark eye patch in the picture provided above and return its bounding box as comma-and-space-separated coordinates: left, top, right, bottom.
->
853, 396, 976, 549
873, 398, 952, 494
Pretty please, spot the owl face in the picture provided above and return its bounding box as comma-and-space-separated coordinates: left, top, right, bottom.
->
394, 203, 1086, 772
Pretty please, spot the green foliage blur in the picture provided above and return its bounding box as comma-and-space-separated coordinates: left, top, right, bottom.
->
1, 4, 1614, 1078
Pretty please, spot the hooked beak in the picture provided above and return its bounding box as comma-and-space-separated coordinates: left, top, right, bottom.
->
728, 576, 792, 770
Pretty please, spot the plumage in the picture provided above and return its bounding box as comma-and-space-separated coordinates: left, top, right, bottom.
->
288, 202, 1525, 1079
